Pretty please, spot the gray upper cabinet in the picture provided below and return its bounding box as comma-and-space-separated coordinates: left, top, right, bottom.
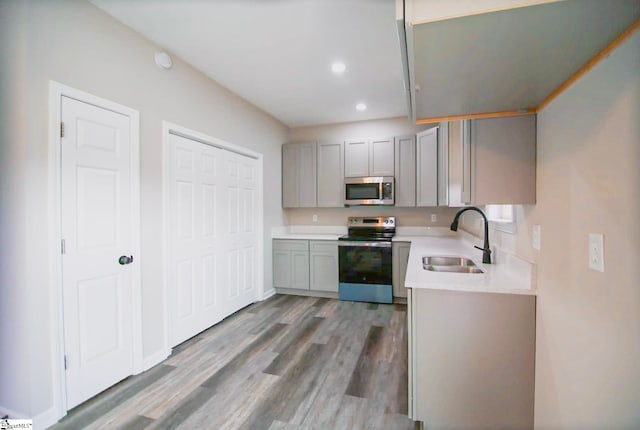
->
403, 0, 639, 122
282, 142, 317, 208
369, 138, 395, 176
394, 135, 416, 207
457, 115, 536, 205
344, 139, 369, 177
344, 137, 394, 177
416, 128, 438, 207
317, 141, 344, 207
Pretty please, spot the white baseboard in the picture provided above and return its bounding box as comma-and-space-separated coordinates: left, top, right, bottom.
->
33, 406, 59, 430
0, 405, 58, 430
142, 349, 171, 371
0, 405, 26, 420
261, 288, 276, 301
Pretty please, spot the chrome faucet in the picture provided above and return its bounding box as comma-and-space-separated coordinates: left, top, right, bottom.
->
450, 206, 492, 264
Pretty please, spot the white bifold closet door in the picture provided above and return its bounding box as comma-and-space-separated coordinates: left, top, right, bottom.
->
168, 133, 258, 347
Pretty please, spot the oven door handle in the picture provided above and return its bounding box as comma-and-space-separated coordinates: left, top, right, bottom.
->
338, 241, 392, 248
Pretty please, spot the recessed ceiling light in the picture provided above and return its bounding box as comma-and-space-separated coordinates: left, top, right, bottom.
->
356, 103, 367, 111
331, 62, 346, 74
154, 51, 173, 70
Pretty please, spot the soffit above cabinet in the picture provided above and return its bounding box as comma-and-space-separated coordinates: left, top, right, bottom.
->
404, 0, 640, 122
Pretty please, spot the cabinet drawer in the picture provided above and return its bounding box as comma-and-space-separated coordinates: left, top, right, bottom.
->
273, 239, 308, 252
309, 240, 338, 253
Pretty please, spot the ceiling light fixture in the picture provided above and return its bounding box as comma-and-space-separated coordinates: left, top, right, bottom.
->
331, 61, 346, 74
356, 103, 367, 111
155, 52, 173, 70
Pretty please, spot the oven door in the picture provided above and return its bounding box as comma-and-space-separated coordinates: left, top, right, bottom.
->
338, 241, 393, 303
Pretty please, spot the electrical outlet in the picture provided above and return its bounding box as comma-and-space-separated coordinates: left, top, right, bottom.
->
312, 214, 318, 223
532, 225, 541, 250
430, 214, 437, 223
588, 233, 604, 272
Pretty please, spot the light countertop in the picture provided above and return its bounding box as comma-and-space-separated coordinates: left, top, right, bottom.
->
271, 233, 343, 241
271, 225, 346, 241
404, 236, 535, 295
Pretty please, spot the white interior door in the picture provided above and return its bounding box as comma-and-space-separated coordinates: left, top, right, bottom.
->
61, 96, 135, 409
168, 133, 259, 347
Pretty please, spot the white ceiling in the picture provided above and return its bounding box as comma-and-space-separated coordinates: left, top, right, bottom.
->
89, 0, 407, 127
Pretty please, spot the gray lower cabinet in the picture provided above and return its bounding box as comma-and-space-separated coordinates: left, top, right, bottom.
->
392, 241, 411, 298
273, 240, 309, 290
408, 288, 536, 429
273, 239, 338, 294
309, 241, 339, 292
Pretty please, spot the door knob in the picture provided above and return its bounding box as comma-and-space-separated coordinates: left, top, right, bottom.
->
118, 255, 134, 265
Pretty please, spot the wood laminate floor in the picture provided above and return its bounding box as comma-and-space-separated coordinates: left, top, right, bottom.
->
51, 295, 417, 430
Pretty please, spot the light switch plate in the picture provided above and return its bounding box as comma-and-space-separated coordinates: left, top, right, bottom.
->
312, 214, 318, 223
588, 233, 604, 272
532, 225, 541, 250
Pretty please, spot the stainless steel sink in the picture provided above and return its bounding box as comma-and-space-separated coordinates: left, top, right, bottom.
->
423, 256, 476, 267
422, 256, 484, 274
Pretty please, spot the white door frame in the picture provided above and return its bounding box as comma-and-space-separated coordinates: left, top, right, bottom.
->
48, 81, 143, 419
161, 121, 264, 354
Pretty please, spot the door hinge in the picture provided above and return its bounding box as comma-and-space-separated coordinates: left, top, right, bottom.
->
61, 239, 66, 255
64, 355, 68, 370
60, 122, 65, 138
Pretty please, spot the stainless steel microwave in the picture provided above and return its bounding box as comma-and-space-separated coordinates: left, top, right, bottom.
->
344, 177, 394, 206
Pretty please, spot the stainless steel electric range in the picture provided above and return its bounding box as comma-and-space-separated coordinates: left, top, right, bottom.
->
337, 216, 395, 304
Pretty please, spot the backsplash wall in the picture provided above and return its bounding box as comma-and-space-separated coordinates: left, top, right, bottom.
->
459, 205, 535, 262
284, 207, 460, 228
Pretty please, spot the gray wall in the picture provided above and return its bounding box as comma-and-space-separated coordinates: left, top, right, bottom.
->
531, 30, 640, 429
459, 29, 640, 428
0, 0, 287, 423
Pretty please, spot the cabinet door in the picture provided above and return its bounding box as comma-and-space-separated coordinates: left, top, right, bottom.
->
369, 137, 395, 176
309, 241, 339, 292
437, 123, 449, 206
392, 242, 411, 298
273, 240, 309, 289
394, 136, 416, 207
281, 142, 317, 208
461, 120, 472, 205
344, 138, 370, 177
412, 290, 535, 428
471, 114, 536, 204
273, 249, 291, 289
416, 127, 439, 207
317, 141, 344, 207
297, 142, 317, 208
292, 251, 310, 290
447, 121, 468, 207
282, 144, 298, 208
